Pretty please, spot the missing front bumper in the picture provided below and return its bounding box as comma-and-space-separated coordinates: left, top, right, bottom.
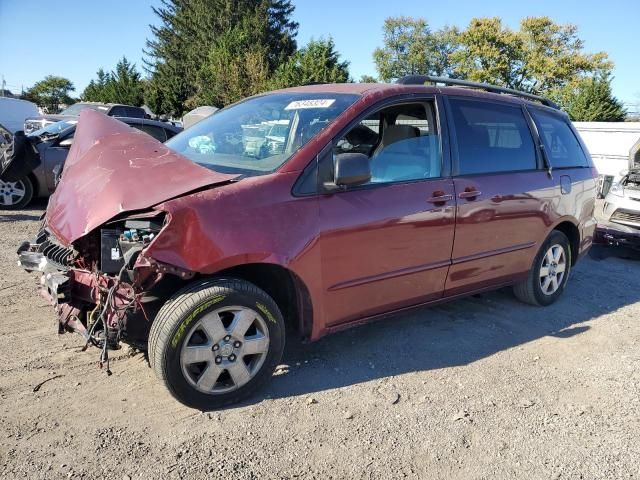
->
595, 224, 640, 250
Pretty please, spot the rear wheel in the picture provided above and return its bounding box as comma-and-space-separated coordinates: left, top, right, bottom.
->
149, 278, 285, 410
513, 230, 571, 306
0, 176, 33, 209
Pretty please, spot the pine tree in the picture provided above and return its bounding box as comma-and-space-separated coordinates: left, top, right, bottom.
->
270, 38, 350, 89
143, 0, 298, 114
82, 59, 144, 106
552, 75, 626, 122
82, 69, 112, 102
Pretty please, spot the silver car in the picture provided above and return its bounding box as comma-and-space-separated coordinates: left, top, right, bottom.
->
598, 168, 640, 249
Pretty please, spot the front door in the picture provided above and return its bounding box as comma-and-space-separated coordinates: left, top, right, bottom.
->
317, 99, 456, 326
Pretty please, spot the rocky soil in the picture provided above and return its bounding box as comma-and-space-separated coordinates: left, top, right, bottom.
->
1, 201, 639, 479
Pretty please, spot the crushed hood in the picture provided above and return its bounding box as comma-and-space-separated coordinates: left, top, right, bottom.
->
46, 110, 238, 245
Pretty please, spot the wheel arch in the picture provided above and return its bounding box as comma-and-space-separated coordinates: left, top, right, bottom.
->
27, 171, 39, 197
551, 219, 580, 265
214, 263, 314, 340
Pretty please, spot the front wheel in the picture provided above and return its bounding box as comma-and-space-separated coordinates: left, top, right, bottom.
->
513, 230, 572, 306
0, 176, 33, 209
149, 278, 286, 410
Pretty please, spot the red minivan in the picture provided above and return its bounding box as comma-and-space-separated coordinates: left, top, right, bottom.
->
18, 77, 598, 409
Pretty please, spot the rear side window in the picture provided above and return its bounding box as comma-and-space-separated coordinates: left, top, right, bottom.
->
108, 106, 127, 117
125, 107, 145, 118
530, 109, 588, 168
449, 98, 537, 175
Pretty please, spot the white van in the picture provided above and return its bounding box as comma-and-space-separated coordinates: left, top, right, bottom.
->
0, 97, 40, 133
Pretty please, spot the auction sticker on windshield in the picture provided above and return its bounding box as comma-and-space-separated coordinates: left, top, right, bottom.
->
285, 99, 335, 110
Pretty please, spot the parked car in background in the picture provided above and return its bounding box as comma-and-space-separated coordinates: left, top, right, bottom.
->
17, 77, 597, 409
0, 117, 181, 208
0, 123, 11, 146
0, 97, 39, 133
597, 167, 640, 250
182, 106, 218, 129
23, 102, 148, 134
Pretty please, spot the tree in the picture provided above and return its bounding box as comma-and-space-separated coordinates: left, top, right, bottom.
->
372, 16, 612, 94
191, 25, 271, 107
451, 16, 612, 93
372, 17, 459, 82
22, 76, 75, 113
550, 74, 626, 121
108, 57, 144, 105
82, 68, 112, 102
144, 0, 298, 115
359, 75, 378, 83
270, 38, 350, 89
82, 58, 144, 105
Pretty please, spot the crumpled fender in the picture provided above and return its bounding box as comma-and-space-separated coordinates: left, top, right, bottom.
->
142, 172, 320, 275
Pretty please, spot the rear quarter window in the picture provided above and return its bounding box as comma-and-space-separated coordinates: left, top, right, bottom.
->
132, 124, 168, 142
108, 106, 127, 117
530, 109, 589, 168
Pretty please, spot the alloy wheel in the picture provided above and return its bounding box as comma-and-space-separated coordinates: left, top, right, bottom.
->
0, 179, 26, 207
180, 306, 270, 394
539, 244, 567, 295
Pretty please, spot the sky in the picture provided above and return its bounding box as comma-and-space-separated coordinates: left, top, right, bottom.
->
1, 0, 638, 106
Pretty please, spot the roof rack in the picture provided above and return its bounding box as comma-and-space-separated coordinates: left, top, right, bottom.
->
396, 75, 560, 110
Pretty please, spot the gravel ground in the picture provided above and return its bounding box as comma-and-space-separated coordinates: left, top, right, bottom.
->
1, 201, 639, 480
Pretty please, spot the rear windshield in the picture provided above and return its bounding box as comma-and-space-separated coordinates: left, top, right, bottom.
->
166, 92, 359, 175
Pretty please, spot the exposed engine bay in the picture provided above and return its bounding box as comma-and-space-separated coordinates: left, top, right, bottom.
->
17, 212, 192, 373
622, 169, 640, 191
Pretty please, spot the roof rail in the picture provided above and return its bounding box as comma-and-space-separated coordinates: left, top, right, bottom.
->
396, 75, 560, 110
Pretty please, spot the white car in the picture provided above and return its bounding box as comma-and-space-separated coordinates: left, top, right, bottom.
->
598, 168, 640, 250
602, 169, 640, 228
0, 97, 39, 133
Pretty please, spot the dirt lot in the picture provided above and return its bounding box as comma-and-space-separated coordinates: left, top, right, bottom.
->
1, 201, 639, 480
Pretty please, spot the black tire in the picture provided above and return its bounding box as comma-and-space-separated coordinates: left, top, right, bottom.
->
0, 175, 34, 210
148, 278, 285, 410
513, 230, 572, 306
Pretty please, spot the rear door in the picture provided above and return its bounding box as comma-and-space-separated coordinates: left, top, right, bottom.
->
317, 97, 456, 326
444, 96, 554, 296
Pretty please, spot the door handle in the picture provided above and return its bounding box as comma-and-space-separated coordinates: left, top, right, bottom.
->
458, 190, 481, 199
426, 193, 453, 204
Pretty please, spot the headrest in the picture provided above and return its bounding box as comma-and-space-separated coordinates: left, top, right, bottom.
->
382, 124, 420, 147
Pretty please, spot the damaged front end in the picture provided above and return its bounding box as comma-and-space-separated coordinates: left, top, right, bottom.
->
16, 110, 239, 372
17, 211, 191, 370
597, 168, 640, 251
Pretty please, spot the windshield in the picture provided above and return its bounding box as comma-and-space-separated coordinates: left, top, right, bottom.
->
29, 120, 77, 138
60, 103, 108, 116
166, 92, 359, 175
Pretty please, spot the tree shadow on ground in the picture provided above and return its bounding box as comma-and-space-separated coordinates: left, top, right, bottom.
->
240, 250, 639, 407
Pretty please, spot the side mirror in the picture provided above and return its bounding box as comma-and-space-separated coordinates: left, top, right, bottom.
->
333, 153, 371, 187
58, 137, 74, 148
